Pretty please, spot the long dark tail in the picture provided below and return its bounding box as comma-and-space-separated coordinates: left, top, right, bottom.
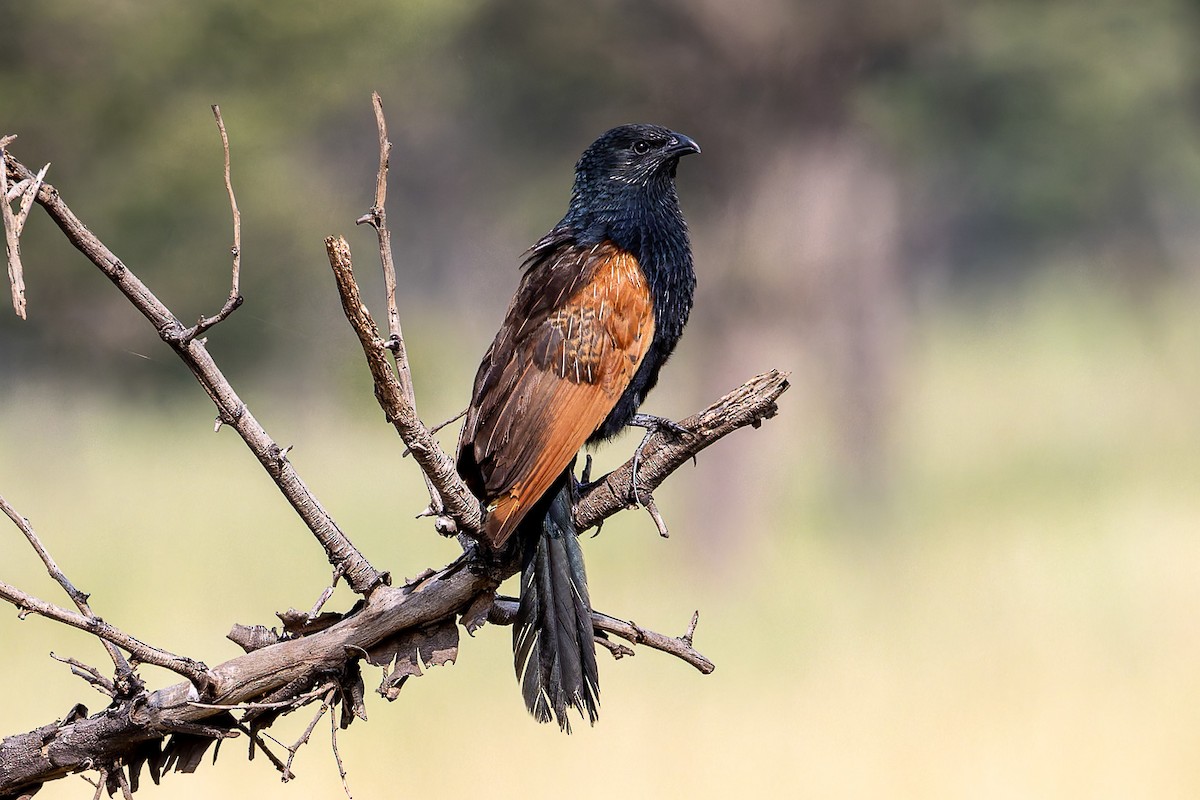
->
512, 477, 599, 732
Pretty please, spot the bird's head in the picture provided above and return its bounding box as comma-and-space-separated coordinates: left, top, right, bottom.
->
570, 124, 700, 209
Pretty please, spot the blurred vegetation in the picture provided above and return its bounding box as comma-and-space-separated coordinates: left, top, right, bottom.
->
4, 1, 1200, 797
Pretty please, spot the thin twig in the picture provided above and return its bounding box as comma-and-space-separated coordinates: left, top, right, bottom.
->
0, 578, 214, 688
1, 493, 132, 677
114, 765, 133, 800
187, 682, 332, 713
91, 769, 106, 800
640, 492, 671, 538
282, 688, 335, 781
489, 597, 714, 674
330, 694, 352, 800
306, 563, 345, 621
401, 407, 466, 458
50, 653, 117, 696
682, 610, 700, 646
235, 722, 291, 776
355, 92, 402, 348
354, 92, 442, 514
594, 636, 636, 660
181, 105, 244, 342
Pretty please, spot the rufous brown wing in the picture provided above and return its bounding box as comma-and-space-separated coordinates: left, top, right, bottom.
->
457, 240, 654, 548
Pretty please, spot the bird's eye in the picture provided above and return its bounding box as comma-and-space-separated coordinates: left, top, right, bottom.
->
632, 140, 651, 155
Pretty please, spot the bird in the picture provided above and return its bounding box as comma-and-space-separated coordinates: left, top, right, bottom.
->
456, 123, 700, 732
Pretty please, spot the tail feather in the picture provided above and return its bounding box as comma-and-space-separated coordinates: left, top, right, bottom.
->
513, 480, 599, 732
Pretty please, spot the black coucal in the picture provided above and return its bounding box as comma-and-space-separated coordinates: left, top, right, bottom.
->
456, 123, 700, 731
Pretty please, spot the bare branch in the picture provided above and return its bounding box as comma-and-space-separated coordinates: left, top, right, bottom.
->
1, 120, 787, 797
188, 682, 333, 713
0, 360, 780, 795
0, 578, 213, 688
306, 564, 345, 621
2, 152, 383, 596
181, 105, 244, 342
355, 93, 403, 349
353, 92, 443, 516
50, 653, 117, 697
329, 694, 352, 799
489, 597, 714, 674
324, 235, 483, 534
0, 493, 131, 677
575, 369, 790, 532
639, 492, 671, 538
281, 688, 335, 782
0, 560, 492, 795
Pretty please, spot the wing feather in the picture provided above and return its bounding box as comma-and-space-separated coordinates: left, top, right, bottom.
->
457, 242, 654, 547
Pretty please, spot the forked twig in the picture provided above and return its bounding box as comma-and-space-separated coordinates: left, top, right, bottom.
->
0, 493, 132, 677
282, 687, 336, 781
50, 653, 117, 696
354, 91, 442, 515
0, 578, 214, 688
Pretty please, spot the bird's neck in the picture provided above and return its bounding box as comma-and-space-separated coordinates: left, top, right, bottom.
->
566, 185, 695, 341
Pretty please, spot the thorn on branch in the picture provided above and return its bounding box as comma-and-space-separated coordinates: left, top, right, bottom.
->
307, 563, 346, 621
682, 610, 700, 647
643, 491, 672, 542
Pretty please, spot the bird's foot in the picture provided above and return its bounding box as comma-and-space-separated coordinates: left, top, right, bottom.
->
627, 413, 693, 506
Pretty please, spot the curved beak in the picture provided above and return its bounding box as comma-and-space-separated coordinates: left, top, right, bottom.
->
666, 133, 701, 157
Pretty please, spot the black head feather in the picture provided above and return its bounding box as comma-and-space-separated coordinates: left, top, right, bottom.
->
572, 123, 700, 196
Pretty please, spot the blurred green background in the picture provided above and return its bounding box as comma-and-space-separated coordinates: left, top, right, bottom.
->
4, 1, 1200, 797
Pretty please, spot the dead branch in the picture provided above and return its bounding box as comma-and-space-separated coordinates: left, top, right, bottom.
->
353, 91, 442, 516
0, 578, 212, 688
1, 150, 383, 597
489, 598, 715, 674
0, 494, 131, 678
574, 369, 789, 531
325, 235, 482, 533
180, 105, 244, 342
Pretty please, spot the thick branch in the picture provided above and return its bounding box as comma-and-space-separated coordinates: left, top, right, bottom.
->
0, 563, 489, 796
1, 152, 382, 596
